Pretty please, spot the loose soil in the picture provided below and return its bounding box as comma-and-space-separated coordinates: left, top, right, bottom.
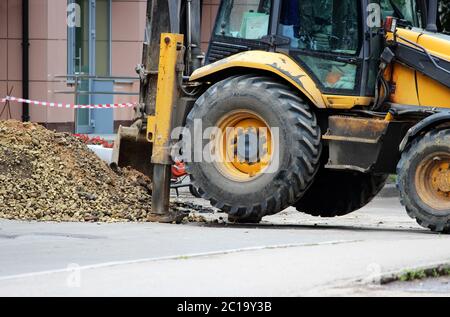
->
0, 120, 154, 222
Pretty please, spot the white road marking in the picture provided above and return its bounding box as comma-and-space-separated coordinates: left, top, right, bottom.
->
0, 239, 361, 281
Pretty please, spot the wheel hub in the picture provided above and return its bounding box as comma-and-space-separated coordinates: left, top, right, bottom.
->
231, 124, 268, 171
431, 160, 450, 193
415, 153, 450, 210
214, 111, 272, 181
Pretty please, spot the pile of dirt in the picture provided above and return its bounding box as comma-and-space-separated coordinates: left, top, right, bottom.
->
0, 120, 154, 222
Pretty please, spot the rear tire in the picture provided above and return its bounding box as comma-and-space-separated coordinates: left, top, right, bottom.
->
294, 169, 388, 217
184, 75, 322, 222
397, 129, 450, 233
189, 184, 201, 198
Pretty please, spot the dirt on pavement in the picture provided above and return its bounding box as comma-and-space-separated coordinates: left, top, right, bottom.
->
0, 120, 154, 223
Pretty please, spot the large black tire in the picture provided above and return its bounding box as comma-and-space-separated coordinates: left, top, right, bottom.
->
184, 75, 322, 222
294, 169, 388, 217
397, 129, 450, 233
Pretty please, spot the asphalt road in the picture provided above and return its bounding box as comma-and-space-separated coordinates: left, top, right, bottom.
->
0, 197, 449, 296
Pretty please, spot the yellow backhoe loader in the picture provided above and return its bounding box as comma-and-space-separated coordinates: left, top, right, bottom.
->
113, 0, 450, 233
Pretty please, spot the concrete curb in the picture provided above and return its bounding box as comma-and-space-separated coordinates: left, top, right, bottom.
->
322, 261, 450, 296
379, 262, 450, 285
378, 184, 399, 198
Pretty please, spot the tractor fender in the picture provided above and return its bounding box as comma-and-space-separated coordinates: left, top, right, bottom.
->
399, 111, 450, 152
190, 51, 326, 108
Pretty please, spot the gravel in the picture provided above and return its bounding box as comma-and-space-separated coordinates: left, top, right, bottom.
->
0, 120, 154, 223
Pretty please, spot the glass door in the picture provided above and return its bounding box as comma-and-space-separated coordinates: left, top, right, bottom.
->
91, 0, 113, 134
73, 0, 112, 134
74, 0, 91, 133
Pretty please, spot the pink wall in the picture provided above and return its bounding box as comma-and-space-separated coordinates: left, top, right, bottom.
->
1, 0, 73, 124
111, 0, 147, 123
202, 0, 220, 52
1, 0, 24, 121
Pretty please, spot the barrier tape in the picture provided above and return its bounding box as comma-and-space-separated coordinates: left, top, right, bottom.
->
1, 96, 137, 109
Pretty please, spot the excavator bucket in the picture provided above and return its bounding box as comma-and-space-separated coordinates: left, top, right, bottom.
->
111, 125, 153, 179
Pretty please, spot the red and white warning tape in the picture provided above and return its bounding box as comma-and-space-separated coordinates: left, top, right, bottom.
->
1, 96, 137, 109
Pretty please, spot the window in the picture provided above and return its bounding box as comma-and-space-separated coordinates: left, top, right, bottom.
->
438, 0, 450, 34
296, 55, 358, 90
214, 0, 272, 40
380, 0, 421, 27
280, 0, 361, 91
281, 0, 360, 54
67, 0, 111, 76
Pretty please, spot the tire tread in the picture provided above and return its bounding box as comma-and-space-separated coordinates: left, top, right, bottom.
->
185, 75, 322, 221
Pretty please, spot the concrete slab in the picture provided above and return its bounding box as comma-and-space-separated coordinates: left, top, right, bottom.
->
0, 198, 448, 296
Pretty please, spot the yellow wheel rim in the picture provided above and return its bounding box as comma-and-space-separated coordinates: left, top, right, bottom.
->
213, 110, 272, 182
415, 153, 450, 211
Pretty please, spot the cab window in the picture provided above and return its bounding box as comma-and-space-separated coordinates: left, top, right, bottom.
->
280, 0, 360, 54
279, 0, 361, 92
380, 0, 422, 27
214, 0, 272, 40
438, 0, 450, 34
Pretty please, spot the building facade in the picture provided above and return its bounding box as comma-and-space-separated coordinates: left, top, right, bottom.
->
0, 0, 219, 133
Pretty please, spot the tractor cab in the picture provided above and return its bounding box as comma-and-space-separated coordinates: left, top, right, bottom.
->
206, 0, 428, 98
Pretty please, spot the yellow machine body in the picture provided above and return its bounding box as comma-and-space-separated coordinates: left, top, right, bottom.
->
190, 51, 373, 110
387, 28, 450, 108
191, 28, 450, 111
147, 33, 185, 165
